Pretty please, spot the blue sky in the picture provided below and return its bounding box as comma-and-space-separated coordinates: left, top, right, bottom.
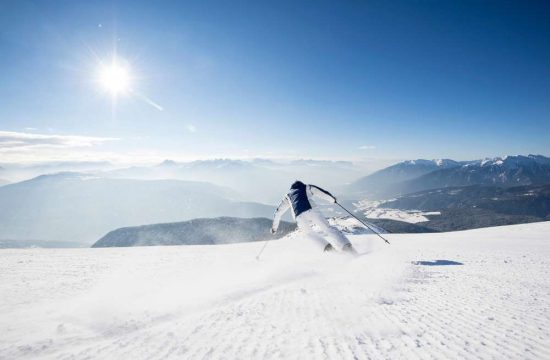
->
1, 0, 549, 164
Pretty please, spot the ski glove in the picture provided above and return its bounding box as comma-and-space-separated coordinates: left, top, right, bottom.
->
270, 227, 276, 234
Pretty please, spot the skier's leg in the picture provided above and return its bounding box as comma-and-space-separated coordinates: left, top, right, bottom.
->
307, 210, 353, 251
305, 230, 333, 251
296, 212, 332, 251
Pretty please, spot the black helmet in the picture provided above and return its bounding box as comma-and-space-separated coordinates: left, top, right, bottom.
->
290, 180, 305, 189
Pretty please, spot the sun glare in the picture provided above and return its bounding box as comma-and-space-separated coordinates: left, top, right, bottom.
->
99, 62, 131, 95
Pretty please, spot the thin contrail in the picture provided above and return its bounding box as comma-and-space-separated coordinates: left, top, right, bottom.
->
130, 89, 164, 111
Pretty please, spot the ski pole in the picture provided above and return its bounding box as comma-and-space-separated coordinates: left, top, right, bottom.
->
255, 240, 269, 261
336, 202, 390, 245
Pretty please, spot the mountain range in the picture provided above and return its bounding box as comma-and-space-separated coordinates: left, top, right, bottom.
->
103, 158, 364, 203
347, 155, 550, 200
1, 154, 549, 247
0, 173, 274, 245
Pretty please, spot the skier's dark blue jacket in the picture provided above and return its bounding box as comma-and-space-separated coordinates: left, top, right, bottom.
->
271, 181, 336, 231
287, 181, 312, 217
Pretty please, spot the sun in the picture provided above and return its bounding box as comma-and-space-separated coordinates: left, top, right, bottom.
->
99, 61, 131, 95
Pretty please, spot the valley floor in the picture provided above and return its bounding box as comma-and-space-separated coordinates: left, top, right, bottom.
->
1, 222, 549, 359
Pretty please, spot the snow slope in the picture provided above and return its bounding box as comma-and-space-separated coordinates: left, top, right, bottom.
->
1, 222, 549, 359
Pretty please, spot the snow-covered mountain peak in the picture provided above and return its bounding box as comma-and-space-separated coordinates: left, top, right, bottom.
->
480, 157, 500, 167
402, 159, 432, 166
401, 159, 458, 168
471, 155, 550, 168
348, 154, 550, 199
478, 154, 550, 169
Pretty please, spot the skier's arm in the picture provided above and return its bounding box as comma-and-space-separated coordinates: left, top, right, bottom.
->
308, 184, 337, 203
271, 196, 290, 233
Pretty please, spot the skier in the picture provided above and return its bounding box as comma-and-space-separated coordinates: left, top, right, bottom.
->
270, 180, 358, 254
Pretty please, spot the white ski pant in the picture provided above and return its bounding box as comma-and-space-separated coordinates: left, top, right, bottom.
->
296, 209, 351, 251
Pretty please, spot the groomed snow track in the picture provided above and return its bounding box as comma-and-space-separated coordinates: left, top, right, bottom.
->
1, 222, 549, 359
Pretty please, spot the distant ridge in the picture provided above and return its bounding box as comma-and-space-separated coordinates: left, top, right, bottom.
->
92, 217, 296, 247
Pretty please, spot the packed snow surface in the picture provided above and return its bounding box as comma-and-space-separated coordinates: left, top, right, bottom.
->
1, 222, 549, 359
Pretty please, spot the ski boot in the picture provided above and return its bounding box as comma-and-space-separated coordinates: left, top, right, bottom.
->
342, 243, 358, 256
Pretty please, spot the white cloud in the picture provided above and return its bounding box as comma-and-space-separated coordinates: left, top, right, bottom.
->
0, 131, 118, 149
186, 124, 197, 133
358, 145, 376, 150
0, 131, 120, 165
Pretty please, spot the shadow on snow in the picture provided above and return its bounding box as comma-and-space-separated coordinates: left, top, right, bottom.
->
412, 260, 464, 266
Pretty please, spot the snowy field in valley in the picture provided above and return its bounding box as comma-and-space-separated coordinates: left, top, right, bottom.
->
354, 200, 440, 223
362, 207, 440, 223
1, 222, 549, 359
